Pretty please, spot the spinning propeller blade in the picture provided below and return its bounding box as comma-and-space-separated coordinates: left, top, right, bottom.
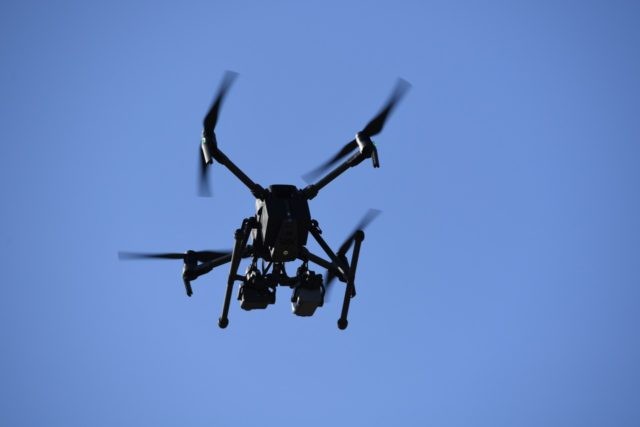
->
303, 78, 411, 183
361, 78, 411, 137
203, 71, 238, 134
302, 140, 358, 183
325, 209, 381, 296
118, 250, 231, 262
199, 70, 239, 197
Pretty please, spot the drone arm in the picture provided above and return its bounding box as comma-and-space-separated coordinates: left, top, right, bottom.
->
213, 148, 267, 199
307, 221, 349, 281
186, 254, 232, 280
298, 248, 336, 272
182, 253, 234, 297
182, 246, 253, 283
301, 151, 366, 200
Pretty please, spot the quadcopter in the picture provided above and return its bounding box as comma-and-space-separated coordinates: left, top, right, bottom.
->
120, 72, 410, 329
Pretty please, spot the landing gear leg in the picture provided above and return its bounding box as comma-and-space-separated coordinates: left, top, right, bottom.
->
338, 230, 364, 330
218, 218, 253, 329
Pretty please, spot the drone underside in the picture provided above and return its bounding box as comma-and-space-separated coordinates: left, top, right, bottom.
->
120, 72, 409, 329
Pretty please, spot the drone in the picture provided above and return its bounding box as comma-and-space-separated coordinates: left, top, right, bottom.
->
120, 72, 410, 329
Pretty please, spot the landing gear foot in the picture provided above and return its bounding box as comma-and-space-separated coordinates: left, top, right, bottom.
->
218, 317, 229, 329
337, 318, 348, 330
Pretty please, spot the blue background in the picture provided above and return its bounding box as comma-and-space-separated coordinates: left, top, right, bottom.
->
2, 1, 639, 425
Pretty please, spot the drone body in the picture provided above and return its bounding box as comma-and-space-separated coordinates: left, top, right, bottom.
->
120, 72, 409, 329
254, 184, 311, 263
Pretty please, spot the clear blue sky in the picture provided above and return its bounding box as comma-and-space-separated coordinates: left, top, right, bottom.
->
2, 1, 639, 426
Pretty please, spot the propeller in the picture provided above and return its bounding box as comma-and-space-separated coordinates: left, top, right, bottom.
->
303, 78, 411, 183
199, 70, 239, 196
118, 250, 231, 262
324, 209, 381, 297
